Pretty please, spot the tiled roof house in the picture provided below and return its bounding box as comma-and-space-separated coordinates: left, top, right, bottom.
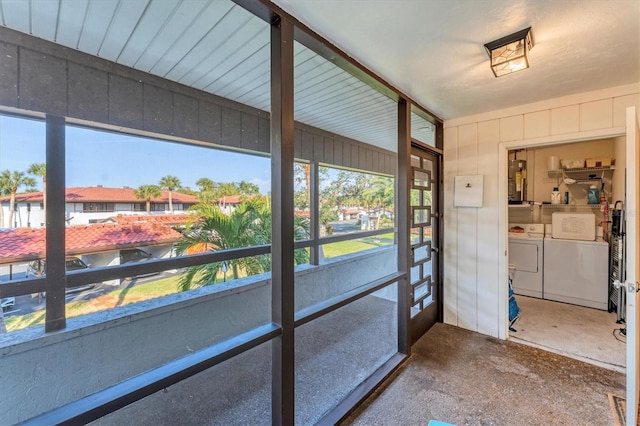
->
0, 186, 199, 229
0, 222, 182, 264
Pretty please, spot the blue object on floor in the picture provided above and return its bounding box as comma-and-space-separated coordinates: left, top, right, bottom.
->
508, 275, 521, 332
428, 420, 455, 426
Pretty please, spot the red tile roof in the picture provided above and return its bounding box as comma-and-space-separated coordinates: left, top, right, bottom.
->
216, 194, 254, 205
0, 222, 182, 263
0, 186, 199, 204
340, 208, 362, 214
109, 213, 196, 226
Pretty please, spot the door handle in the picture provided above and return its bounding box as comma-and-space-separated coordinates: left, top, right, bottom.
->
431, 247, 439, 253
431, 212, 440, 218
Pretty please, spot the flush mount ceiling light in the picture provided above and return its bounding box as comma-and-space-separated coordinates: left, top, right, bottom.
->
484, 27, 534, 77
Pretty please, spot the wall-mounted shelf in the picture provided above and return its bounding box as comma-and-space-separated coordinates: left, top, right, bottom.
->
508, 203, 536, 209
541, 204, 603, 210
546, 166, 615, 185
562, 166, 615, 174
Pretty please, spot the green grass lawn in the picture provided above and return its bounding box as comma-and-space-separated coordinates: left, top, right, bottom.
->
323, 232, 394, 258
5, 233, 397, 332
5, 275, 182, 332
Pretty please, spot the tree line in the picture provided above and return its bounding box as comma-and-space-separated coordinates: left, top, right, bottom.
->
134, 176, 261, 214
294, 164, 394, 231
0, 164, 263, 219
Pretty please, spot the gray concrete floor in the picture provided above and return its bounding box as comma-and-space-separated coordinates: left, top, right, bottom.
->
93, 294, 398, 426
92, 295, 626, 426
509, 296, 626, 372
344, 323, 625, 426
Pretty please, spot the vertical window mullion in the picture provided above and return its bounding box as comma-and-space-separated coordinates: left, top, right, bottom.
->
397, 99, 411, 355
45, 115, 66, 332
270, 15, 295, 426
309, 161, 320, 265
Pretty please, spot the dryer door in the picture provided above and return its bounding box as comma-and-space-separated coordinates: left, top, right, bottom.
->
509, 241, 538, 272
508, 240, 543, 298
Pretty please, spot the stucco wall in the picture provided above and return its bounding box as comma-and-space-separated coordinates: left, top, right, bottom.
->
0, 246, 396, 424
442, 83, 640, 338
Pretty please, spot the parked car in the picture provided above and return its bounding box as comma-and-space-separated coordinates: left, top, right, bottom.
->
120, 248, 152, 264
25, 257, 96, 293
119, 248, 158, 278
1, 297, 15, 312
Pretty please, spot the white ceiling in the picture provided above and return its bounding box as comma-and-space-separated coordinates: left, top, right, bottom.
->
0, 1, 637, 152
272, 0, 640, 120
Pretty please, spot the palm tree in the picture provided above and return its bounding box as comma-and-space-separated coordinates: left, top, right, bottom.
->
175, 198, 309, 291
134, 184, 161, 214
196, 177, 216, 203
0, 171, 8, 228
28, 163, 46, 223
1, 170, 36, 228
159, 175, 181, 213
175, 201, 264, 290
196, 177, 215, 193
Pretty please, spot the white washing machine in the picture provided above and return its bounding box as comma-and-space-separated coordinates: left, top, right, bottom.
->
508, 223, 544, 298
543, 213, 609, 310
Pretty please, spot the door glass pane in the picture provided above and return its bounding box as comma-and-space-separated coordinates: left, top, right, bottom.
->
413, 169, 431, 190
413, 242, 431, 265
412, 207, 431, 226
411, 107, 436, 147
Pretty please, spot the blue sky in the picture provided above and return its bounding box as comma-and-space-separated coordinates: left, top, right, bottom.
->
0, 115, 272, 194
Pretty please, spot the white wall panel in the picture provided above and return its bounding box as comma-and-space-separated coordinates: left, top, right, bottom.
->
580, 99, 613, 131
613, 94, 640, 127
476, 119, 500, 337
443, 126, 458, 326
524, 110, 550, 139
550, 105, 579, 135
499, 115, 523, 142
455, 123, 478, 330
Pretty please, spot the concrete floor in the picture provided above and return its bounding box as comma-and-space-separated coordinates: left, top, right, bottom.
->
344, 323, 626, 426
93, 294, 398, 426
510, 296, 626, 372
90, 294, 627, 425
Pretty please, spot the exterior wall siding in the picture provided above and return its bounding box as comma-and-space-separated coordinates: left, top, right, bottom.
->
443, 83, 640, 338
0, 27, 395, 176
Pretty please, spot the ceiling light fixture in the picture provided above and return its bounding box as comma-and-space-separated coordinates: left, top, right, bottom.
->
484, 27, 534, 77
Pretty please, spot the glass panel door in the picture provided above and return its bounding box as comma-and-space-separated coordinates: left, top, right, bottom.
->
409, 145, 440, 343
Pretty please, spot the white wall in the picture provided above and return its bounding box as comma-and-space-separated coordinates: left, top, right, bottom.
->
443, 83, 640, 338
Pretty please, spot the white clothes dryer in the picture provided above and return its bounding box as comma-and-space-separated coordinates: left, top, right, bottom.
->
543, 235, 609, 310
